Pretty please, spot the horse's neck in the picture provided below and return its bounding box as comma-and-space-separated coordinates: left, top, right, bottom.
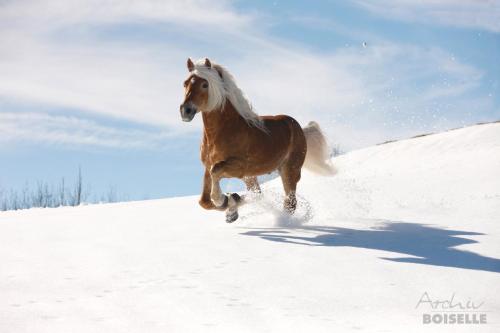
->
202, 101, 247, 138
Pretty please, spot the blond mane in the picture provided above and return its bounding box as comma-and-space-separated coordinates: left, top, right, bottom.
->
191, 59, 265, 130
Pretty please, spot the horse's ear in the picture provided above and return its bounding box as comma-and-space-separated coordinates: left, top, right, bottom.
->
204, 58, 212, 68
187, 58, 194, 72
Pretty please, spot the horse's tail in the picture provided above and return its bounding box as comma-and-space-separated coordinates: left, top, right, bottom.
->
302, 121, 336, 176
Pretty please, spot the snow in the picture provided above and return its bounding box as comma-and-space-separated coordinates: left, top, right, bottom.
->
1, 122, 499, 332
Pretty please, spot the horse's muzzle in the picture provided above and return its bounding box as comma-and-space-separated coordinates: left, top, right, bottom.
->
180, 103, 197, 122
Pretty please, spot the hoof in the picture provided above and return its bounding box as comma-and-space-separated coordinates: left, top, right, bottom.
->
225, 209, 239, 223
228, 192, 242, 203
224, 193, 242, 223
284, 197, 297, 215
284, 204, 297, 215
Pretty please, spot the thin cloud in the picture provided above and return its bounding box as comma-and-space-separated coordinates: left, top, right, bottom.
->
354, 0, 500, 33
0, 0, 251, 31
0, 112, 179, 149
0, 0, 494, 150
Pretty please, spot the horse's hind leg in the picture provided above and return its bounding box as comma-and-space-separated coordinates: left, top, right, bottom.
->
243, 176, 261, 193
279, 154, 304, 214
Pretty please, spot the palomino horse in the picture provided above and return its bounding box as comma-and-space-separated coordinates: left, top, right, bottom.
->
180, 58, 335, 222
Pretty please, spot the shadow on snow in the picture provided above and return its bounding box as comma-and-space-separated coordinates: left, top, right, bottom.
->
240, 222, 500, 273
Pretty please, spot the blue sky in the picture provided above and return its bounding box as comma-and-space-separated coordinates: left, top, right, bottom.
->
1, 0, 499, 200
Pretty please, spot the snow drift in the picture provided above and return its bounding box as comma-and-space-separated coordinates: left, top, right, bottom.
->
1, 122, 499, 332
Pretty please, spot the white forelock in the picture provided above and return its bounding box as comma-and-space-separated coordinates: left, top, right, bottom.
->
191, 59, 265, 130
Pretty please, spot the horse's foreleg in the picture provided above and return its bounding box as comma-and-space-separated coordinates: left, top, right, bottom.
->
209, 159, 244, 206
210, 175, 225, 208
210, 159, 246, 222
209, 163, 226, 208
199, 168, 223, 210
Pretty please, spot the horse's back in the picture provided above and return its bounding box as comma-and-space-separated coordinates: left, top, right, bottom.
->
260, 114, 305, 146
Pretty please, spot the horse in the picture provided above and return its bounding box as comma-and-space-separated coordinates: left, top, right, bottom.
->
179, 58, 335, 223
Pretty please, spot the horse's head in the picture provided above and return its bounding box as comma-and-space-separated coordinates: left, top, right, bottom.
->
180, 57, 219, 122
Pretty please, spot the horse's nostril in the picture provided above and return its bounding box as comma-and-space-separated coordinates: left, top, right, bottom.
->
180, 104, 196, 120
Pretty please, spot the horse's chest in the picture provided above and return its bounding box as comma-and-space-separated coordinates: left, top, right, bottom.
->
201, 134, 246, 166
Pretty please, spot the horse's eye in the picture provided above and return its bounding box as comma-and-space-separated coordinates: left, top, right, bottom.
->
202, 83, 208, 88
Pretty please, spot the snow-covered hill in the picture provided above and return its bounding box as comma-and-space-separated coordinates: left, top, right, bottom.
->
1, 122, 499, 332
